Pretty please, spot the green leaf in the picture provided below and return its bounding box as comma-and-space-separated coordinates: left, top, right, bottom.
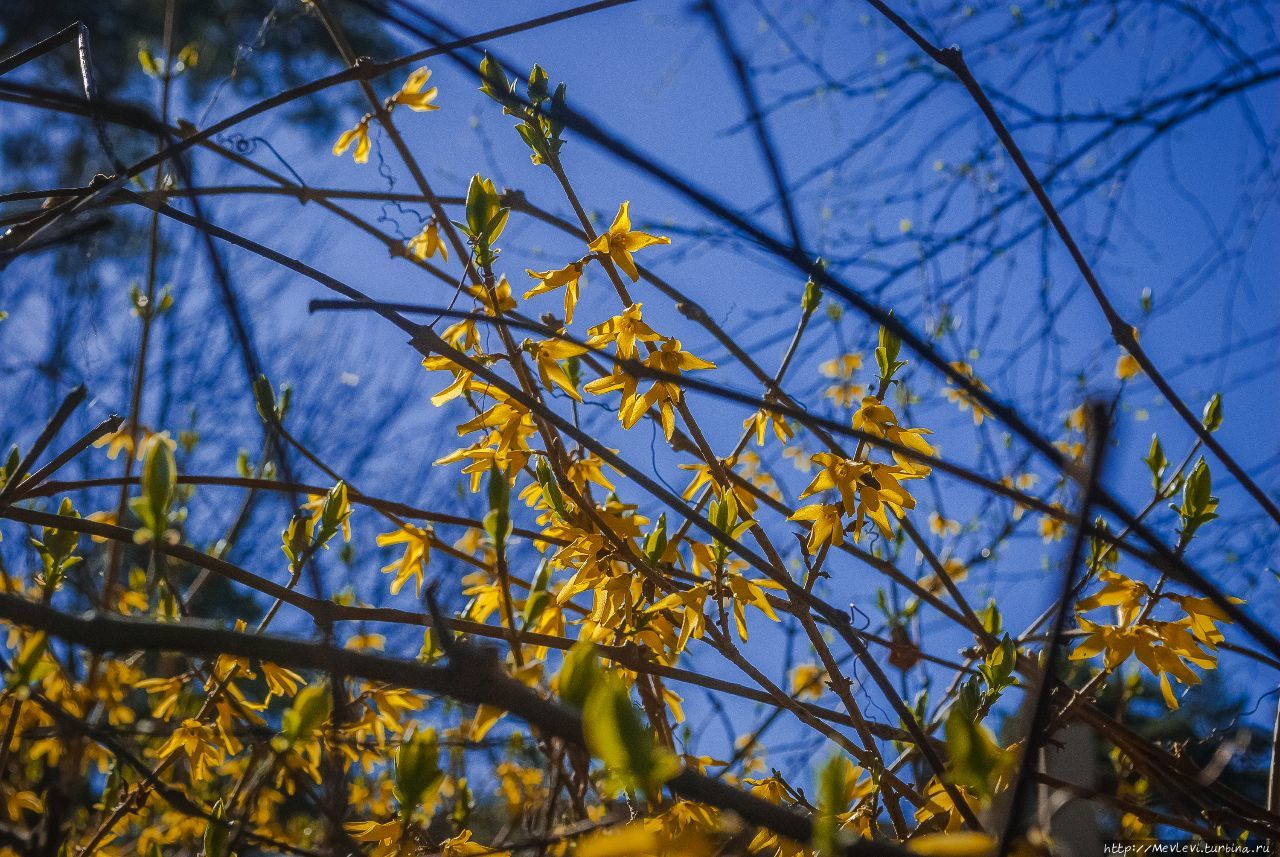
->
203, 799, 229, 857
582, 679, 679, 801
278, 683, 331, 747
394, 728, 444, 814
253, 375, 278, 423
557, 640, 602, 710
644, 514, 668, 565
522, 559, 553, 628
1173, 457, 1219, 541
945, 706, 1002, 799
1143, 434, 1167, 491
131, 436, 176, 537
1201, 393, 1223, 432
478, 54, 514, 107
483, 466, 512, 552
812, 753, 850, 856
875, 319, 905, 382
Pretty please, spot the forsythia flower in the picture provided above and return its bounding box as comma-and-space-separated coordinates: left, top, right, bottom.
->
528, 337, 589, 401
1116, 352, 1141, 380
333, 115, 372, 164
851, 396, 935, 475
789, 502, 845, 551
376, 524, 433, 595
467, 277, 516, 315
261, 662, 304, 700
943, 361, 992, 424
156, 718, 223, 781
743, 408, 793, 446
795, 453, 920, 542
1071, 569, 1242, 709
928, 512, 960, 537
588, 201, 670, 281
585, 338, 714, 438
525, 260, 586, 324
389, 66, 440, 112
789, 663, 828, 700
820, 353, 865, 408
440, 829, 508, 857
586, 302, 662, 360
407, 219, 448, 262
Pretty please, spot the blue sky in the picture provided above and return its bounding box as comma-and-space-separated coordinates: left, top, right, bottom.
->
2, 0, 1278, 785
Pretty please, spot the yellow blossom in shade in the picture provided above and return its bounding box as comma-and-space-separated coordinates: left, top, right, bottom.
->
586, 302, 662, 359
908, 832, 997, 856
332, 115, 372, 164
587, 201, 670, 281
389, 66, 439, 112
406, 220, 447, 262
439, 829, 508, 857
943, 360, 992, 424
346, 819, 403, 857
260, 661, 304, 700
375, 524, 432, 595
527, 337, 589, 401
346, 633, 386, 651
647, 583, 711, 653
524, 259, 586, 324
155, 718, 223, 781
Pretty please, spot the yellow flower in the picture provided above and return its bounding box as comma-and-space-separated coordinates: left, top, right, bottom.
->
929, 512, 960, 537
528, 337, 589, 401
789, 502, 845, 551
820, 353, 862, 378
376, 524, 433, 595
407, 219, 447, 262
798, 453, 920, 541
586, 302, 662, 360
943, 361, 991, 424
743, 409, 793, 446
347, 633, 386, 651
155, 718, 223, 781
332, 116, 372, 164
586, 338, 714, 438
524, 260, 586, 324
346, 819, 403, 857
466, 276, 516, 315
588, 201, 670, 281
725, 573, 782, 641
261, 662, 304, 700
1116, 352, 1141, 380
389, 66, 439, 112
789, 663, 828, 700
820, 353, 865, 408
851, 395, 935, 475
440, 829, 507, 857
648, 584, 711, 653
1038, 510, 1066, 543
